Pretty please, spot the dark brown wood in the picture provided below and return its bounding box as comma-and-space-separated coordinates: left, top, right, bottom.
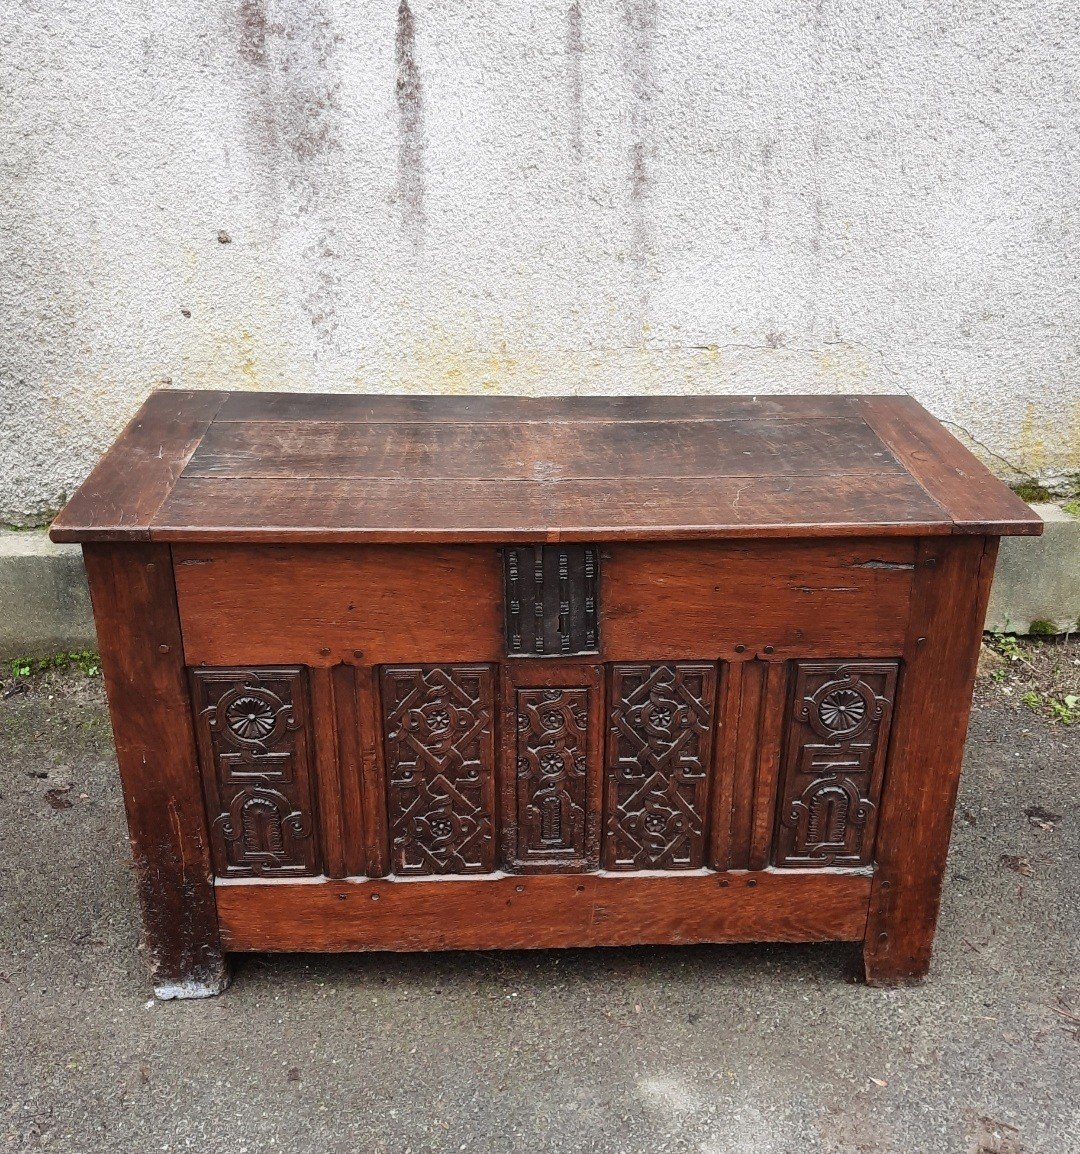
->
83, 543, 228, 997
773, 661, 898, 869
862, 537, 998, 985
152, 472, 951, 544
212, 391, 881, 424
215, 870, 873, 952
185, 413, 908, 481
501, 661, 604, 873
381, 664, 497, 875
602, 539, 918, 661
331, 664, 369, 878
172, 539, 918, 667
747, 661, 789, 871
190, 666, 319, 877
355, 668, 390, 877
604, 663, 717, 870
50, 391, 1044, 545
173, 543, 503, 667
729, 660, 767, 870
56, 392, 1041, 995
309, 668, 347, 879
503, 544, 600, 657
860, 396, 1042, 536
51, 391, 227, 542
708, 660, 741, 870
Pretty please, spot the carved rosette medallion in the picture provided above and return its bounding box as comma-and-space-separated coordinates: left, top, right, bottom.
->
514, 687, 591, 866
191, 667, 318, 877
381, 665, 496, 876
774, 661, 899, 868
604, 664, 717, 870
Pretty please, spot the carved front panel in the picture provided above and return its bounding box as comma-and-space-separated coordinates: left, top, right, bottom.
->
774, 661, 898, 868
191, 667, 318, 877
604, 663, 717, 870
381, 665, 496, 876
514, 688, 591, 867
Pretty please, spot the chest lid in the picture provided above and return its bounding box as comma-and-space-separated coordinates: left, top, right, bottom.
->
49, 390, 1042, 544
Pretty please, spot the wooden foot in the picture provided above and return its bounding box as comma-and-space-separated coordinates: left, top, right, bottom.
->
154, 961, 231, 1001
862, 936, 931, 987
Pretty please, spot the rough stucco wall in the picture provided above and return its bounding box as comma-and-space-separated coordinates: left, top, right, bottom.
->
2, 0, 1078, 524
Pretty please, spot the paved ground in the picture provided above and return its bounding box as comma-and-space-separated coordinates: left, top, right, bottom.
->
1, 647, 1077, 1154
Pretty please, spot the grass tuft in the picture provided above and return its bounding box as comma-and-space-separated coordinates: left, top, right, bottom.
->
9, 650, 101, 680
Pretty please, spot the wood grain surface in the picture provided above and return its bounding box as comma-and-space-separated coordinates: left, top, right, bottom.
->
50, 391, 1043, 544
172, 539, 917, 667
862, 536, 999, 985
58, 391, 1025, 990
83, 543, 228, 994
50, 391, 227, 542
215, 869, 872, 952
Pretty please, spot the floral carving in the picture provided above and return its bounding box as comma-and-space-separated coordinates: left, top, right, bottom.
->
225, 695, 277, 742
774, 662, 898, 868
209, 680, 299, 763
817, 689, 866, 735
192, 668, 318, 877
604, 664, 717, 870
514, 687, 591, 866
806, 675, 880, 741
382, 665, 495, 876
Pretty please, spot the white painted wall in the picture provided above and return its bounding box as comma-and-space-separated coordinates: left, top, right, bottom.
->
2, 0, 1078, 524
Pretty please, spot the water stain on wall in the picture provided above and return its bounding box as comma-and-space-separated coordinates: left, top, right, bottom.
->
1008, 398, 1080, 483
237, 0, 268, 66
233, 0, 345, 346
566, 0, 584, 161
395, 0, 426, 245
376, 333, 881, 401
620, 0, 658, 320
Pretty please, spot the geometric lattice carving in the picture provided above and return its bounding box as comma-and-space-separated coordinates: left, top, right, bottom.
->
381, 665, 496, 876
513, 687, 591, 868
503, 545, 599, 657
603, 663, 717, 870
191, 667, 318, 877
774, 660, 898, 868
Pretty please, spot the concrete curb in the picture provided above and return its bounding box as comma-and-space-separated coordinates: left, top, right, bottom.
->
0, 530, 96, 661
1, 507, 1077, 661
984, 503, 1079, 635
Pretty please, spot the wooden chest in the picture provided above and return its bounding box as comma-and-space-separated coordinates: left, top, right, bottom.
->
51, 391, 1041, 998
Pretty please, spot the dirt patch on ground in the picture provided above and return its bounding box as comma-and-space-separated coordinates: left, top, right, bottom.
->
978, 635, 1080, 725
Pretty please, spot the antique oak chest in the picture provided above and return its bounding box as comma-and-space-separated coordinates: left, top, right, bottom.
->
50, 391, 1041, 997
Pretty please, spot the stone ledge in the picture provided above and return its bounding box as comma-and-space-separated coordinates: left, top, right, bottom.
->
984, 503, 1079, 635
0, 530, 96, 661
0, 509, 1076, 661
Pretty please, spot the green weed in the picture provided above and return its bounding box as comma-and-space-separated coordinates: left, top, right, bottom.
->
9, 650, 101, 679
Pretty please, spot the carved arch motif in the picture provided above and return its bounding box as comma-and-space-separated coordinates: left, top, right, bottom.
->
191, 667, 318, 877
774, 661, 898, 868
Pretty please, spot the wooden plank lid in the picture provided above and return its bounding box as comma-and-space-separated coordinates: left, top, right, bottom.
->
49, 390, 1043, 544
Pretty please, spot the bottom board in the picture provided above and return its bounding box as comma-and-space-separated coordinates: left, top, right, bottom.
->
215, 869, 871, 952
